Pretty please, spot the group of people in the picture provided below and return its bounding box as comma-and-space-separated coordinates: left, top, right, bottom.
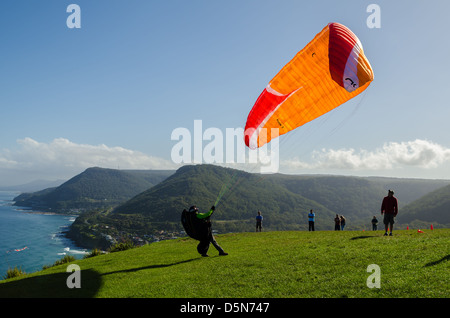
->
334, 214, 346, 231
257, 190, 398, 234
184, 190, 398, 256
306, 210, 346, 231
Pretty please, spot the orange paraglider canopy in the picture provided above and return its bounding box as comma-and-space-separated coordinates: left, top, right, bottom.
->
245, 22, 374, 149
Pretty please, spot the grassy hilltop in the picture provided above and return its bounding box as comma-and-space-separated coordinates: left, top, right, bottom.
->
1, 229, 448, 298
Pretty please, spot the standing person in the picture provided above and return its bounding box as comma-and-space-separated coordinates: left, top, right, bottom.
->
371, 216, 378, 231
308, 209, 315, 231
334, 214, 341, 231
256, 211, 263, 232
381, 190, 399, 236
340, 215, 346, 230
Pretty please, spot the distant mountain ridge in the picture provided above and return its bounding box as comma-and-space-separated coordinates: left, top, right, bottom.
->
0, 179, 65, 192
13, 167, 174, 211
14, 164, 445, 250
112, 164, 336, 231
400, 184, 450, 225
13, 165, 450, 237
112, 164, 450, 231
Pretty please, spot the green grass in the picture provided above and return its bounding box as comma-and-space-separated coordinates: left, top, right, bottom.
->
2, 266, 26, 280
0, 229, 448, 298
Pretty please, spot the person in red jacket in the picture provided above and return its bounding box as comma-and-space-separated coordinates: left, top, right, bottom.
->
381, 190, 398, 236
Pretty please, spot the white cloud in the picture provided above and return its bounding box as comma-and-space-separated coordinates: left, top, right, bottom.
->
0, 137, 177, 185
2, 137, 450, 186
282, 139, 450, 177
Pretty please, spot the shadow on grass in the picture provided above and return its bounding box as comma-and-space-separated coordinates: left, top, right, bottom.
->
0, 269, 101, 298
350, 235, 377, 240
101, 257, 200, 276
425, 254, 450, 267
0, 258, 203, 298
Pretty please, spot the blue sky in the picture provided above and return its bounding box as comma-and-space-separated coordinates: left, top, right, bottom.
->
1, 0, 450, 185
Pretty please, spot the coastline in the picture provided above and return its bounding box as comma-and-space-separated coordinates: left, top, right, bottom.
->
13, 206, 79, 217
19, 210, 69, 216
10, 198, 88, 250
11, 202, 102, 251
0, 195, 91, 278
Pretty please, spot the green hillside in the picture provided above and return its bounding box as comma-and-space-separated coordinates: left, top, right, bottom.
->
13, 167, 174, 211
267, 174, 386, 222
63, 164, 450, 250
399, 184, 450, 227
13, 165, 449, 229
12, 164, 450, 251
113, 164, 336, 232
112, 164, 450, 232
1, 230, 448, 300
367, 176, 450, 205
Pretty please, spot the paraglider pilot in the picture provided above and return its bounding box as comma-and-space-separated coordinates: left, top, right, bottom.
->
187, 205, 228, 257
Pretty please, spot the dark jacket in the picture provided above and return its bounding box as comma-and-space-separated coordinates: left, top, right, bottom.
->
381, 196, 398, 216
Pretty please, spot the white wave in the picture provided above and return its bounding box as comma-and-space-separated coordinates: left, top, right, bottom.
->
51, 233, 63, 240
70, 249, 89, 255
64, 247, 89, 255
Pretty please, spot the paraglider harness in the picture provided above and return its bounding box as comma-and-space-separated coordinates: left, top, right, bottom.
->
181, 206, 212, 241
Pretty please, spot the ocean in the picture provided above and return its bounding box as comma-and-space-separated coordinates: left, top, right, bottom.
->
0, 191, 89, 280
